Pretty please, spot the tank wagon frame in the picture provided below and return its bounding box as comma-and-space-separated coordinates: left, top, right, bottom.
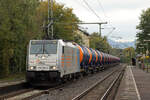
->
26, 39, 120, 86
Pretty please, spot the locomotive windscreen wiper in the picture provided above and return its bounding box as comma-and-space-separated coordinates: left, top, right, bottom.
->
43, 43, 49, 54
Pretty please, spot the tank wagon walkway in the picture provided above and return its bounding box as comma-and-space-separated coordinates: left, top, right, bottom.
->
116, 65, 150, 100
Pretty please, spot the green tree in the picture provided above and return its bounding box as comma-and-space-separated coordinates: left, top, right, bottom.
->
0, 0, 39, 77
35, 1, 80, 41
90, 32, 112, 53
122, 47, 135, 63
0, 0, 81, 77
136, 8, 150, 54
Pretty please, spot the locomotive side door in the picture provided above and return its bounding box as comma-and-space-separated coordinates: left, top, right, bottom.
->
61, 46, 80, 75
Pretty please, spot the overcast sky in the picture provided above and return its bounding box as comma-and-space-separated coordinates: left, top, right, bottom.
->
56, 0, 150, 42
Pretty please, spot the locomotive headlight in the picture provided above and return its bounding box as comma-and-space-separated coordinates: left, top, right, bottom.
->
52, 66, 56, 70
28, 66, 36, 70
30, 66, 34, 70
50, 66, 57, 70
41, 56, 45, 59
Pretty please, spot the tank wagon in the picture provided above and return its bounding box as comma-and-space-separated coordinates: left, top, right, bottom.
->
26, 39, 120, 86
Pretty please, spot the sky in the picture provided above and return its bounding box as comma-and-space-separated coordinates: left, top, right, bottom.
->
55, 0, 150, 42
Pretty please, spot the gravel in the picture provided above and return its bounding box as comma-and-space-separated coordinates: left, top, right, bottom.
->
32, 64, 122, 100
0, 80, 25, 88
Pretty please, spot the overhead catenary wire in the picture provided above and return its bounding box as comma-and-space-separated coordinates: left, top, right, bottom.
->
76, 0, 92, 13
82, 0, 102, 21
97, 0, 107, 20
58, 0, 90, 13
57, 0, 116, 37
96, 0, 116, 35
66, 0, 119, 39
81, 0, 107, 36
57, 0, 104, 23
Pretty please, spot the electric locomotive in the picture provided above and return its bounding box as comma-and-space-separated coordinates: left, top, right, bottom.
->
26, 39, 120, 86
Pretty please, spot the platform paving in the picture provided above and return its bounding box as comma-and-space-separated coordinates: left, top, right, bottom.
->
115, 66, 140, 100
132, 66, 150, 100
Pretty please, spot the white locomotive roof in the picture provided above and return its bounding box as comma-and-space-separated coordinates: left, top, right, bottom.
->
30, 39, 77, 48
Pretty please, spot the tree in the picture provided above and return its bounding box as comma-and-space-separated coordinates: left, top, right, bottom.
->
0, 0, 81, 77
0, 0, 39, 77
122, 47, 135, 63
136, 8, 150, 54
89, 32, 112, 53
35, 1, 80, 41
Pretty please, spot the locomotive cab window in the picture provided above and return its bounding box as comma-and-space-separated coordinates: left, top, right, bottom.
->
30, 41, 57, 54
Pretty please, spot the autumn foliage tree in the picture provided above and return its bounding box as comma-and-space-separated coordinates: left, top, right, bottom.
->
0, 0, 80, 77
35, 1, 80, 41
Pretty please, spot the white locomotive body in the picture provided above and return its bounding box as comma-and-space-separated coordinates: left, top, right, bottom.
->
26, 40, 80, 85
26, 39, 120, 86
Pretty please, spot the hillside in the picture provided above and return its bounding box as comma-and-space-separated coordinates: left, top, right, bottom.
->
108, 39, 135, 49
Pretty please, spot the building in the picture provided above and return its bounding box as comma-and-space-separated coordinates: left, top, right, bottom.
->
76, 29, 90, 47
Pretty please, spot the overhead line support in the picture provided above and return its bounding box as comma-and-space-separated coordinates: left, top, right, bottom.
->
47, 0, 54, 39
55, 22, 107, 36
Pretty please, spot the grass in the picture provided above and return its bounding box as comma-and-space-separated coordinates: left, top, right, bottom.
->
0, 72, 25, 82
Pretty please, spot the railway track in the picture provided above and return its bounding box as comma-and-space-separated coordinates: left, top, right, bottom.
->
0, 65, 123, 100
0, 79, 74, 100
7, 70, 111, 100
0, 76, 84, 100
100, 67, 125, 100
21, 69, 115, 100
22, 73, 96, 100
72, 66, 125, 100
0, 82, 33, 100
22, 83, 68, 100
0, 88, 34, 100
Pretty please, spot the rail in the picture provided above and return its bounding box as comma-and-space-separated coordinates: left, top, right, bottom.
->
100, 67, 125, 100
71, 68, 120, 100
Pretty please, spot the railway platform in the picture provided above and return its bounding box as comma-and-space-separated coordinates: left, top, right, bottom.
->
115, 66, 140, 100
131, 66, 150, 100
116, 65, 150, 100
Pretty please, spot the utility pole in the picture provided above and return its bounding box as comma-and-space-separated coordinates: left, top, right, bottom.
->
99, 24, 101, 36
51, 0, 54, 39
48, 0, 54, 39
99, 22, 107, 36
48, 0, 50, 38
